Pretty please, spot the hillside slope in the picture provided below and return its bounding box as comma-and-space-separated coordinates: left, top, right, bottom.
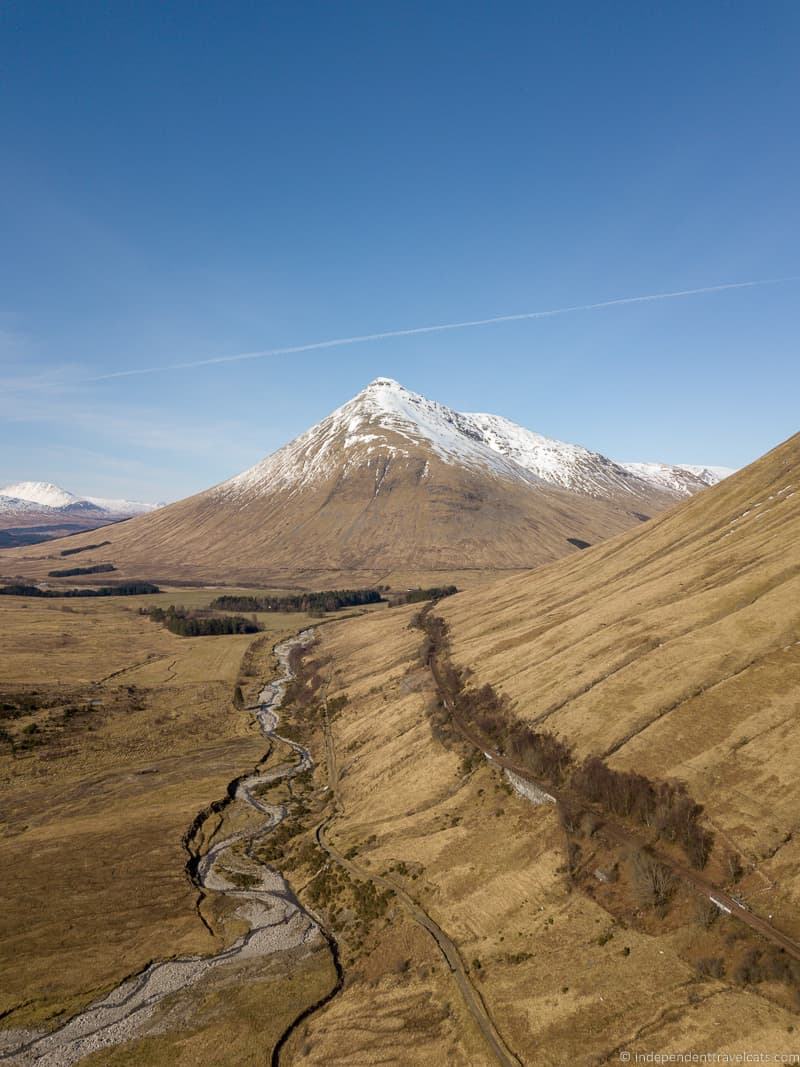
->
439, 432, 800, 912
1, 379, 725, 586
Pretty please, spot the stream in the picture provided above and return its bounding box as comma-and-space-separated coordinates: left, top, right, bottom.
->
1, 630, 323, 1066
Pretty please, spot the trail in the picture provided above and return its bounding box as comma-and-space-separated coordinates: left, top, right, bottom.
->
1, 631, 325, 1066
315, 701, 522, 1067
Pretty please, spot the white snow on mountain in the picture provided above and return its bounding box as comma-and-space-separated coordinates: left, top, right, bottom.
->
218, 377, 539, 499
83, 496, 164, 516
463, 412, 648, 497
674, 464, 736, 486
619, 462, 734, 496
0, 493, 53, 516
216, 378, 731, 503
2, 481, 80, 509
0, 481, 164, 517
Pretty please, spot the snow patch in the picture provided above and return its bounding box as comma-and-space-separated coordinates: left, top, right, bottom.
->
0, 493, 55, 516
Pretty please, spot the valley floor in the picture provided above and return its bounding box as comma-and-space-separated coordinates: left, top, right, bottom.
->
1, 588, 798, 1063
0, 592, 336, 1056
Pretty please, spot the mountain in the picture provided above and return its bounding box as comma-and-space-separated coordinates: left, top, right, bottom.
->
215, 380, 728, 505
438, 430, 799, 867
460, 413, 732, 498
0, 493, 51, 517
619, 461, 734, 496
0, 482, 164, 548
2, 481, 82, 510
4, 379, 727, 585
82, 496, 163, 517
1, 481, 162, 518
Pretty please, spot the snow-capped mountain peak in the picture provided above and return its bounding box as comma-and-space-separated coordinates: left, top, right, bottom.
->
0, 493, 54, 516
216, 377, 732, 504
0, 481, 164, 518
218, 377, 542, 500
2, 481, 80, 509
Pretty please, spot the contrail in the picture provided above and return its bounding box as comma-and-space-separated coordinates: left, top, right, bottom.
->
87, 276, 797, 382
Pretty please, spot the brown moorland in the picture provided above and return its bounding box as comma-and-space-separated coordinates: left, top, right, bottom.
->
0, 591, 335, 1033
294, 603, 798, 1063
437, 432, 800, 932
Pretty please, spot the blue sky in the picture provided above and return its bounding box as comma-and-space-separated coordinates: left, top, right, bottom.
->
1, 2, 798, 501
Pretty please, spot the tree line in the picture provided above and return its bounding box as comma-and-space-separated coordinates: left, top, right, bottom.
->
142, 605, 260, 637
417, 609, 713, 869
1, 581, 159, 598
59, 540, 111, 557
210, 588, 383, 614
388, 585, 458, 606
47, 563, 116, 578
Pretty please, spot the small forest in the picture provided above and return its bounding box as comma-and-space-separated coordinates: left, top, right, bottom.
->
142, 605, 260, 637
210, 588, 383, 613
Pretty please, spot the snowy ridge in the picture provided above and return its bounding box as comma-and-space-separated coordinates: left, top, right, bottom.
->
464, 412, 649, 498
620, 462, 733, 496
0, 481, 163, 518
0, 493, 53, 516
674, 464, 736, 486
217, 377, 543, 500
84, 496, 164, 516
215, 378, 730, 503
3, 481, 80, 509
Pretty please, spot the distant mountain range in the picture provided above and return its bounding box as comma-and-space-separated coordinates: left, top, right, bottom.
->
0, 482, 164, 547
3, 378, 733, 583
1, 481, 163, 517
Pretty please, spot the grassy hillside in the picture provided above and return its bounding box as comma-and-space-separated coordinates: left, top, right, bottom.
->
305, 605, 797, 1062
438, 432, 800, 920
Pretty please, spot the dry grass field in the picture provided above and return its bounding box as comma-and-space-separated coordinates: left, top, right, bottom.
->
435, 434, 800, 927
300, 605, 798, 1063
0, 590, 338, 1035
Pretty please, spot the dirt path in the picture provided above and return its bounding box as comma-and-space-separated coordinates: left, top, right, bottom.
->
1, 631, 324, 1066
316, 702, 523, 1067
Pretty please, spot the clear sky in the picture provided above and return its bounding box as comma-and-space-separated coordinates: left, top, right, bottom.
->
1, 2, 798, 502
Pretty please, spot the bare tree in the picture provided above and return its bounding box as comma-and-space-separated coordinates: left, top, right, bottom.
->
630, 848, 676, 911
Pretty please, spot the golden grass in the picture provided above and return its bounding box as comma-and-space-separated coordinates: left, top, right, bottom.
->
306, 605, 797, 1062
0, 591, 317, 1027
284, 915, 493, 1067
437, 434, 800, 916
